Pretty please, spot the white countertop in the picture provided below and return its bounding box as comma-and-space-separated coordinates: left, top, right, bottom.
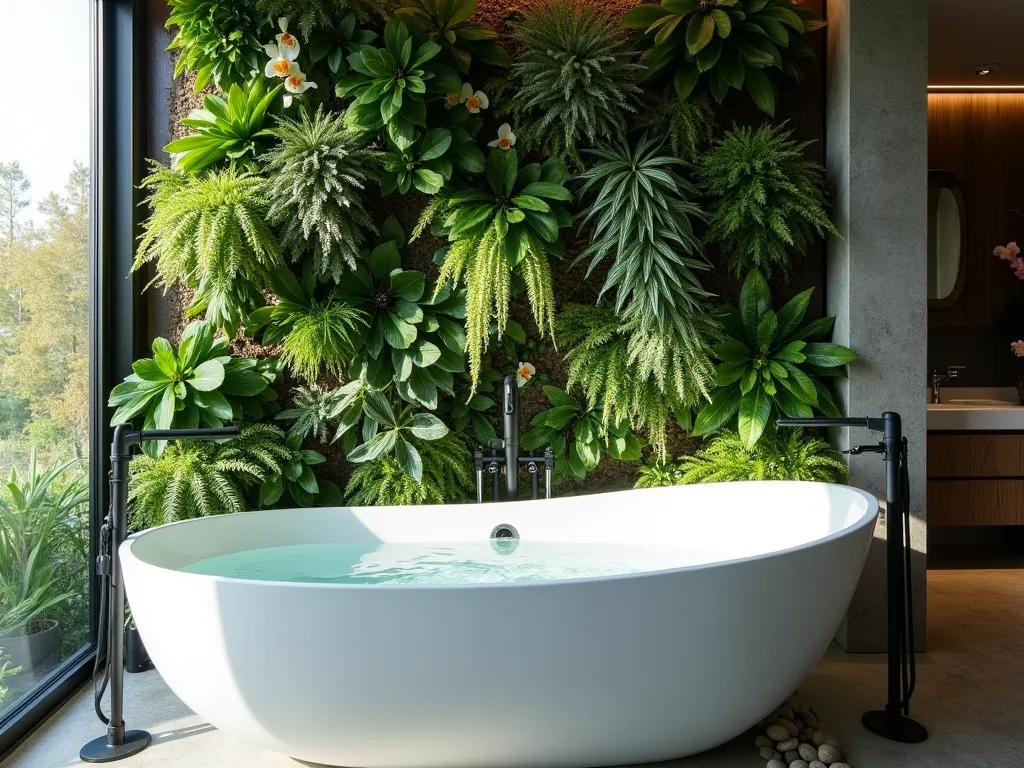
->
927, 387, 1024, 431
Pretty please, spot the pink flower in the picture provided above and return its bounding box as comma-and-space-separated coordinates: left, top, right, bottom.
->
1012, 340, 1024, 358
995, 241, 1021, 260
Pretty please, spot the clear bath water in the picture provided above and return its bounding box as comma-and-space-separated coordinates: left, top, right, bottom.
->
182, 541, 724, 585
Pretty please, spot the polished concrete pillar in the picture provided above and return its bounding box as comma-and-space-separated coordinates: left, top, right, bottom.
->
825, 0, 928, 652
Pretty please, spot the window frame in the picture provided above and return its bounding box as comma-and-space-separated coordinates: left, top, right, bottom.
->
0, 0, 144, 755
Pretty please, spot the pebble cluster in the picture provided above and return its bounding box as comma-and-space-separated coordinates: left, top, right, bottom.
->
755, 693, 852, 768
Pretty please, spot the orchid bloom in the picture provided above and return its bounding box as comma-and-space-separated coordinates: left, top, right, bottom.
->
516, 362, 536, 387
445, 92, 461, 107
995, 241, 1021, 261
1012, 340, 1024, 358
264, 18, 300, 79
488, 124, 516, 150
284, 70, 317, 95
459, 83, 489, 113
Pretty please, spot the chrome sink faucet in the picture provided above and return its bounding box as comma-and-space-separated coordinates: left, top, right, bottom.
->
931, 365, 964, 403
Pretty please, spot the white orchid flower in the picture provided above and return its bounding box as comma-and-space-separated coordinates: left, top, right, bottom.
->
445, 92, 461, 107
264, 18, 301, 79
284, 71, 318, 95
459, 83, 489, 113
516, 362, 536, 387
488, 123, 516, 150
275, 17, 300, 58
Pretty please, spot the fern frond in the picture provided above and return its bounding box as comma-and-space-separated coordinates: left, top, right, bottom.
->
263, 107, 380, 282
700, 122, 840, 277
135, 164, 280, 330
494, 0, 643, 165
276, 385, 350, 442
634, 92, 716, 163
281, 296, 366, 382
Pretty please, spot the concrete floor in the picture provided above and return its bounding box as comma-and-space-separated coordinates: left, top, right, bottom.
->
4, 569, 1022, 767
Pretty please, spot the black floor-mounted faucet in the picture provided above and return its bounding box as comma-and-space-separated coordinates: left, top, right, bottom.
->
474, 375, 553, 502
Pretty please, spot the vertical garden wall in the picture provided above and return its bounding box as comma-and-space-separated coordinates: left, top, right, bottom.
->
116, 0, 855, 521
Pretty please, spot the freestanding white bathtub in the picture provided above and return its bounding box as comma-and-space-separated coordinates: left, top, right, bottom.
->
121, 482, 877, 768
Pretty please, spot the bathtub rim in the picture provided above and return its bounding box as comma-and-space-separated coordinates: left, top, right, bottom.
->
122, 481, 878, 591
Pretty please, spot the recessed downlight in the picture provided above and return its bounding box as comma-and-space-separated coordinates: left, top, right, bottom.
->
975, 67, 993, 77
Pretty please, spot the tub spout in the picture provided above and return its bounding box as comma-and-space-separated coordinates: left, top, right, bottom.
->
503, 375, 519, 500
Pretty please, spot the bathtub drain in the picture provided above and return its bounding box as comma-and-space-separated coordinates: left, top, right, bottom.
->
489, 524, 520, 553
490, 524, 519, 539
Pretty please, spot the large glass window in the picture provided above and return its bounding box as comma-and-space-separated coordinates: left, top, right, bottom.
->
0, 0, 93, 716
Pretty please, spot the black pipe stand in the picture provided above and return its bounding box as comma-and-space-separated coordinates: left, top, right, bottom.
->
81, 425, 239, 763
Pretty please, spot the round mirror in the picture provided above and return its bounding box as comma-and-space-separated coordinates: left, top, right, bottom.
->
928, 170, 966, 308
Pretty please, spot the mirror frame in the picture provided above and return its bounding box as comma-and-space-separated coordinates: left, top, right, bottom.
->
928, 169, 967, 310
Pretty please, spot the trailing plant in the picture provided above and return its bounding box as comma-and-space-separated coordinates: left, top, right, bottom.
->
0, 456, 88, 636
417, 149, 572, 390
634, 91, 715, 162
166, 0, 267, 93
346, 433, 474, 505
693, 268, 856, 449
638, 429, 846, 486
346, 389, 450, 481
699, 122, 838, 277
256, 0, 381, 40
337, 18, 462, 149
164, 79, 283, 174
575, 134, 712, 342
128, 424, 287, 530
557, 303, 715, 458
247, 267, 367, 382
339, 218, 467, 408
135, 164, 280, 335
263, 106, 380, 281
496, 0, 643, 164
521, 386, 642, 482
394, 0, 509, 73
621, 0, 826, 116
257, 428, 343, 507
108, 321, 279, 456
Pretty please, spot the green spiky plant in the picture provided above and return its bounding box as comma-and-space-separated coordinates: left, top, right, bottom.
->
276, 384, 353, 442
692, 268, 856, 448
394, 0, 509, 73
166, 0, 268, 93
135, 164, 281, 336
700, 122, 838, 277
262, 107, 381, 282
338, 217, 468, 409
164, 79, 283, 174
634, 91, 715, 162
415, 148, 572, 390
128, 424, 288, 530
496, 0, 643, 165
557, 303, 715, 459
109, 321, 279, 456
346, 433, 474, 505
521, 385, 643, 482
621, 0, 826, 115
246, 267, 367, 382
336, 18, 462, 149
575, 134, 712, 343
637, 429, 847, 486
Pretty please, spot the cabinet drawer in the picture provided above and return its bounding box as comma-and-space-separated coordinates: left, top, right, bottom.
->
927, 433, 1024, 478
927, 479, 1024, 525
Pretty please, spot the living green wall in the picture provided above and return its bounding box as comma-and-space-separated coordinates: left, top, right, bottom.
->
138, 0, 833, 503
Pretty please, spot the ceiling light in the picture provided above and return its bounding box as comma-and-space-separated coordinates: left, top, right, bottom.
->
975, 68, 992, 77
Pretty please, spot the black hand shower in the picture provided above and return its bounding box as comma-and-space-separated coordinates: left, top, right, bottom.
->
80, 425, 239, 763
777, 412, 927, 744
503, 375, 519, 500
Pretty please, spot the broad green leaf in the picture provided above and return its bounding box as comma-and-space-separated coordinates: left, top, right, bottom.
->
621, 4, 673, 30
756, 309, 778, 350
803, 343, 857, 368
348, 430, 398, 463
674, 61, 701, 100
775, 287, 813, 341
418, 127, 452, 161
408, 412, 449, 440
186, 359, 225, 392
692, 386, 742, 435
744, 65, 776, 115
738, 386, 772, 449
543, 386, 578, 409
686, 13, 716, 53
738, 268, 771, 340
395, 439, 423, 482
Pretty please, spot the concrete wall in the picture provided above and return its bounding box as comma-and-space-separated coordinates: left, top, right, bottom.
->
825, 0, 929, 652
